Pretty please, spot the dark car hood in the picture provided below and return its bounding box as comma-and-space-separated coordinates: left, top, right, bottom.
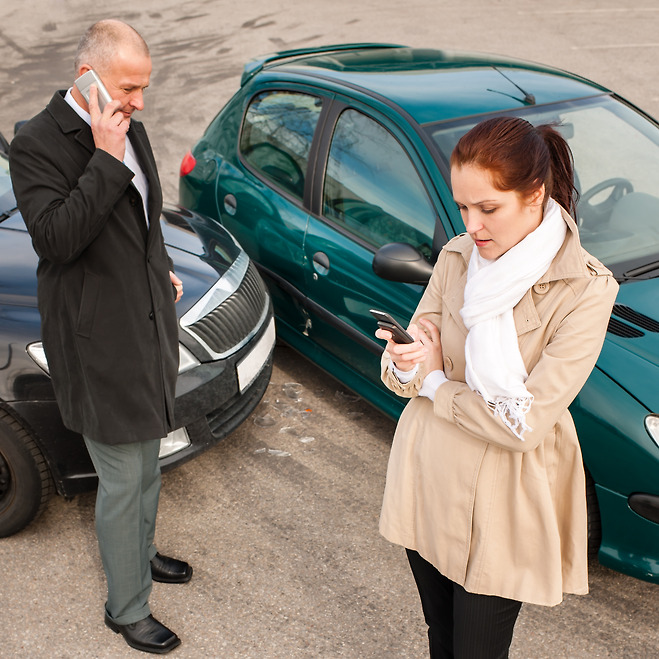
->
160, 204, 243, 315
0, 213, 38, 308
0, 206, 243, 319
596, 278, 659, 413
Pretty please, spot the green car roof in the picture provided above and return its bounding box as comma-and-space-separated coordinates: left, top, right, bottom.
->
252, 45, 610, 125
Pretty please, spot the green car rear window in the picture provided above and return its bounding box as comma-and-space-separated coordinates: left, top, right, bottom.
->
239, 90, 323, 201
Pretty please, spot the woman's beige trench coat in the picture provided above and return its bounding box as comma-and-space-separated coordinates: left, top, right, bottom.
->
379, 208, 618, 606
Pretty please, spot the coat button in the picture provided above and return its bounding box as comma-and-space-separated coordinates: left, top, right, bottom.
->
533, 282, 549, 294
149, 311, 154, 320
130, 197, 138, 207
444, 356, 453, 372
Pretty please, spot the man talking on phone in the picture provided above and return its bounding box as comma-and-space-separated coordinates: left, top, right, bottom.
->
9, 20, 188, 654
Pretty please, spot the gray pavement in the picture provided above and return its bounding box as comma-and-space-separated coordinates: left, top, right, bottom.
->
1, 1, 658, 657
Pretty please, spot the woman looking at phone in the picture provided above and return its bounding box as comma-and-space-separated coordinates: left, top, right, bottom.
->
375, 117, 618, 658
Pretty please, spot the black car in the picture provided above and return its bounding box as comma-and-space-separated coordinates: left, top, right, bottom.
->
0, 137, 275, 537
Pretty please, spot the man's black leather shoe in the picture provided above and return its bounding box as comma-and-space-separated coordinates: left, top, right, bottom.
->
105, 613, 181, 654
150, 552, 193, 584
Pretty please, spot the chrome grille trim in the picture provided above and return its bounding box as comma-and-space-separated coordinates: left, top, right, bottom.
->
180, 257, 270, 360
180, 251, 250, 325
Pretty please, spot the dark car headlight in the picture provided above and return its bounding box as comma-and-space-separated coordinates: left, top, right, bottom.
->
27, 342, 49, 374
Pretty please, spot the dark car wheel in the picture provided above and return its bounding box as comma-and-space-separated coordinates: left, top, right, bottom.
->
0, 409, 53, 537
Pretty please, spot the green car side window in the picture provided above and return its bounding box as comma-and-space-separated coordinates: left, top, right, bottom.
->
240, 90, 322, 201
323, 109, 435, 256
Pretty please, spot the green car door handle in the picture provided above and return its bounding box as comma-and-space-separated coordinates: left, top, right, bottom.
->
312, 251, 330, 276
223, 194, 237, 216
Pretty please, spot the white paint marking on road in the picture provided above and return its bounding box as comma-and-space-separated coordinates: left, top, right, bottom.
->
519, 7, 659, 14
571, 43, 659, 50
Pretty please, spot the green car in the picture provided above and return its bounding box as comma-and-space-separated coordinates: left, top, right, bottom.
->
180, 44, 659, 584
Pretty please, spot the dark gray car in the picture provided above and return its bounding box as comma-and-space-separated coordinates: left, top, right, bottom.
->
0, 141, 275, 537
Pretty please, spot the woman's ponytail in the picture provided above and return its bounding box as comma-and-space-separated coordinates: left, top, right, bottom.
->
536, 124, 579, 217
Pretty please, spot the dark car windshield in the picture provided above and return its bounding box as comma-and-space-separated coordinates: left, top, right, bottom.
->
0, 154, 18, 219
426, 95, 659, 279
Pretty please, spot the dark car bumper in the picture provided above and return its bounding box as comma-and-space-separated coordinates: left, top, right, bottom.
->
7, 312, 275, 497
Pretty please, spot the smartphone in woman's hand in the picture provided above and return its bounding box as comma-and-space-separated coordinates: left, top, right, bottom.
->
370, 309, 414, 344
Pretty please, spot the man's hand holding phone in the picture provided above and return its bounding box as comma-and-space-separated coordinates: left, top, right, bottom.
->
88, 84, 129, 162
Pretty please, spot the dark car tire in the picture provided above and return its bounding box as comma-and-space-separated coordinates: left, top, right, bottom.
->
0, 408, 53, 537
585, 468, 602, 557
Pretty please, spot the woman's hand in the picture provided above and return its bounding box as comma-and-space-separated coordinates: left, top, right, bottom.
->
375, 318, 443, 373
417, 318, 444, 373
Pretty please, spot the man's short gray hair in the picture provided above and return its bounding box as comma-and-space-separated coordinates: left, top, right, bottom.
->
74, 19, 149, 73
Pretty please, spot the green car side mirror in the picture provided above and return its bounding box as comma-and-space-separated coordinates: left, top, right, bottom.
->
372, 242, 434, 285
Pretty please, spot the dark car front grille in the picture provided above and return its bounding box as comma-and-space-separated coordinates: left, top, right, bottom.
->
187, 261, 268, 355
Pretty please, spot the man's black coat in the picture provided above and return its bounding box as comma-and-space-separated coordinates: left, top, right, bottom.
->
9, 91, 179, 445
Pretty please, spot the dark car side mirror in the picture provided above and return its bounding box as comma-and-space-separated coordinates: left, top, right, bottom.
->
372, 242, 434, 285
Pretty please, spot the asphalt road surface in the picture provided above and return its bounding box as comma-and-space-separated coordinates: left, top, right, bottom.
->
1, 1, 658, 657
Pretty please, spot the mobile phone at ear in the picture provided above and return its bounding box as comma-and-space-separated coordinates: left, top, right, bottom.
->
74, 70, 112, 112
369, 309, 414, 344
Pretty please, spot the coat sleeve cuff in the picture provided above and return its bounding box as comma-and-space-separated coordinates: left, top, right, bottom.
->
418, 370, 448, 401
91, 148, 135, 181
389, 361, 419, 383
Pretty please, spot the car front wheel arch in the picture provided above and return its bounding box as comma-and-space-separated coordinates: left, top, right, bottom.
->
0, 408, 54, 537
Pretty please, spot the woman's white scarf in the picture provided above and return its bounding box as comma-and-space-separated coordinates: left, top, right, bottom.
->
460, 198, 566, 439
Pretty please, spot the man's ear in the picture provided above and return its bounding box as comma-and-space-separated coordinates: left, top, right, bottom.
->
75, 64, 93, 79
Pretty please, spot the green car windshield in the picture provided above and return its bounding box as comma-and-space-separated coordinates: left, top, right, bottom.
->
427, 95, 659, 280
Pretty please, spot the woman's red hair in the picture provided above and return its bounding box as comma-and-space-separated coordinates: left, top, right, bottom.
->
450, 117, 578, 216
